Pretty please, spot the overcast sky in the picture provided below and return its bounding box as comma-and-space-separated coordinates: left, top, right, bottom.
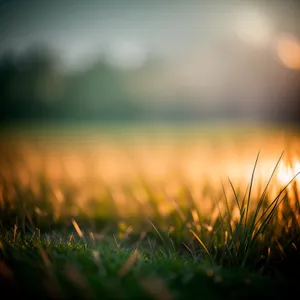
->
2, 0, 298, 68
0, 1, 229, 65
0, 0, 299, 117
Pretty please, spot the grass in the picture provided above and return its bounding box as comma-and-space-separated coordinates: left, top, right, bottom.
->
1, 126, 300, 299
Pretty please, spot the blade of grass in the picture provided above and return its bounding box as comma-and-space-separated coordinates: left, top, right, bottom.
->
148, 220, 167, 248
247, 152, 284, 245
221, 180, 233, 236
227, 177, 241, 212
244, 150, 260, 234
243, 172, 300, 265
189, 229, 213, 265
254, 171, 300, 231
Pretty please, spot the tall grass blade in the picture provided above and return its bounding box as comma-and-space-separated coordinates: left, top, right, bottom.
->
254, 171, 300, 231
149, 220, 167, 248
244, 150, 260, 234
243, 172, 300, 265
227, 177, 241, 212
221, 180, 233, 235
248, 152, 284, 244
189, 229, 213, 264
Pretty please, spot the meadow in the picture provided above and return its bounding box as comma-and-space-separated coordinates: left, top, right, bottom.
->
0, 122, 300, 299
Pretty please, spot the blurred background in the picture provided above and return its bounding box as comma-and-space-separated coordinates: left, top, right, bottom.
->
0, 0, 300, 125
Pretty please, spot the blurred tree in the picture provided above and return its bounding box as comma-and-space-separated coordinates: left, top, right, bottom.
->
0, 44, 141, 122
0, 44, 64, 121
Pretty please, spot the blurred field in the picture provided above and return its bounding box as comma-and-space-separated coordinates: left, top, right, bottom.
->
1, 122, 300, 227
1, 122, 300, 299
1, 122, 299, 207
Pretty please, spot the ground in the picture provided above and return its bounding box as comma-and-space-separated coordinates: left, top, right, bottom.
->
0, 122, 300, 299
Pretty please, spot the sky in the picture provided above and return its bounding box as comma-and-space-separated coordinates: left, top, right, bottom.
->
1, 0, 299, 69
0, 0, 233, 68
0, 0, 300, 121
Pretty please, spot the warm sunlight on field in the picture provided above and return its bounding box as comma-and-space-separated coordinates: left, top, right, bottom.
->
277, 159, 300, 185
0, 124, 299, 221
1, 124, 300, 300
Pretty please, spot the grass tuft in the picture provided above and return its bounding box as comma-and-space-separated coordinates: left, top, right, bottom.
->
1, 129, 300, 299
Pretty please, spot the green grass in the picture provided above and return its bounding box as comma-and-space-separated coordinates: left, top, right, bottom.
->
1, 127, 300, 299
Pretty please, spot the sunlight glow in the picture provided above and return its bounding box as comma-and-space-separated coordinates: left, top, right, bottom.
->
277, 160, 300, 186
234, 7, 271, 48
276, 34, 300, 70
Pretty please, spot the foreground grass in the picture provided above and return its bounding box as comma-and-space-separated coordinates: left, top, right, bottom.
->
1, 231, 297, 300
1, 126, 300, 299
1, 171, 300, 299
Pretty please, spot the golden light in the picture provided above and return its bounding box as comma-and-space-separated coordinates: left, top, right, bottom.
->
277, 159, 300, 186
276, 34, 300, 70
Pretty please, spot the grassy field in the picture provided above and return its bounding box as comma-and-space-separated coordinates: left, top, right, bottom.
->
1, 122, 300, 299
